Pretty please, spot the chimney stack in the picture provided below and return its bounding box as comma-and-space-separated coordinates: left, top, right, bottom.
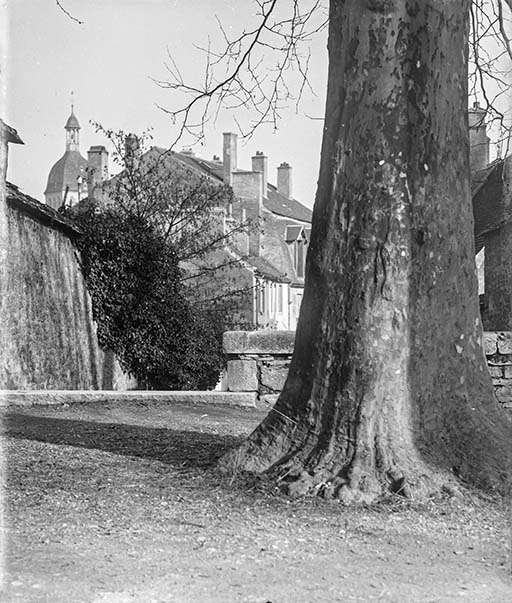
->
277, 162, 292, 199
252, 151, 268, 196
223, 132, 237, 185
87, 146, 109, 195
124, 133, 140, 166
468, 101, 490, 173
0, 120, 23, 188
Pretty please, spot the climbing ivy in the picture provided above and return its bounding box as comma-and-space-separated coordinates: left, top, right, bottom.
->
68, 201, 225, 390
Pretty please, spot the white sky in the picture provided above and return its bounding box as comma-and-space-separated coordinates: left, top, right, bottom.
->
5, 0, 329, 207
4, 1, 511, 206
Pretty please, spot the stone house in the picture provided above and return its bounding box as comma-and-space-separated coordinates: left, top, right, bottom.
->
86, 131, 313, 330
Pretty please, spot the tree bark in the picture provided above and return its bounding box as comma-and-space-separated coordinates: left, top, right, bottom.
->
219, 0, 512, 502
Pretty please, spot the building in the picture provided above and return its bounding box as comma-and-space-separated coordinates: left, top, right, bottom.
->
470, 102, 512, 330
44, 107, 91, 209
88, 132, 312, 330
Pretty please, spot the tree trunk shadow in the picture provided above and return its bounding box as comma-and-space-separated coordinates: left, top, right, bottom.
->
3, 413, 243, 469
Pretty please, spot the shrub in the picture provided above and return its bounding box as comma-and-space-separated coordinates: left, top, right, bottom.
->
68, 201, 225, 390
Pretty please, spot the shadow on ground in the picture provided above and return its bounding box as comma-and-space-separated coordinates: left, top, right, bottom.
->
3, 412, 242, 469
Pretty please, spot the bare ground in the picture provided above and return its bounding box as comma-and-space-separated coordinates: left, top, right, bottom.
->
1, 399, 511, 603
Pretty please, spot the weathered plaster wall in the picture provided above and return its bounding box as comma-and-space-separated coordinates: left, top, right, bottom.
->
0, 204, 132, 390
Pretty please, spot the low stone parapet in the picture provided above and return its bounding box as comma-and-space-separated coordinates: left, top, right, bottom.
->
223, 330, 295, 405
224, 330, 512, 412
0, 390, 258, 408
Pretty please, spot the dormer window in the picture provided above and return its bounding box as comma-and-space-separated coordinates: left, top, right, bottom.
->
286, 225, 309, 279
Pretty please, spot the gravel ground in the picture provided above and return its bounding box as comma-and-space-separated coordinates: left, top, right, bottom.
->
1, 399, 512, 603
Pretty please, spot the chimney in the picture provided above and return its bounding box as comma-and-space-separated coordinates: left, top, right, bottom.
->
277, 162, 293, 199
124, 133, 140, 165
468, 101, 490, 173
87, 146, 109, 194
0, 120, 23, 187
223, 132, 237, 185
251, 151, 268, 196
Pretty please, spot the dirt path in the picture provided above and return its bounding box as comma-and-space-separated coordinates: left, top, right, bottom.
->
2, 400, 511, 602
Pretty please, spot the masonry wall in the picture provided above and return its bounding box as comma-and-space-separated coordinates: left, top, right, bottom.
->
232, 172, 262, 256
483, 332, 512, 410
224, 330, 512, 414
0, 204, 133, 390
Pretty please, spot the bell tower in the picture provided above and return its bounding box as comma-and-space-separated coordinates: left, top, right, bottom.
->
44, 98, 88, 209
65, 99, 80, 152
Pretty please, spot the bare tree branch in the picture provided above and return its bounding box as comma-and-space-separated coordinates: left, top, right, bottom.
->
55, 0, 83, 25
468, 0, 512, 157
155, 0, 328, 146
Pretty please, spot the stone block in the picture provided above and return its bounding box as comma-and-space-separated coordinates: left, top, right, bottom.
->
497, 332, 512, 354
488, 365, 504, 379
226, 359, 258, 392
503, 366, 512, 379
260, 362, 290, 392
224, 330, 295, 355
494, 387, 512, 405
260, 393, 280, 407
483, 332, 498, 355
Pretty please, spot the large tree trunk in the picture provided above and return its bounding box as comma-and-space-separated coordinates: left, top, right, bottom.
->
220, 0, 512, 502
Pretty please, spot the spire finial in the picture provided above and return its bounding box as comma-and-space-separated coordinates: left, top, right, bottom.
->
71, 90, 74, 113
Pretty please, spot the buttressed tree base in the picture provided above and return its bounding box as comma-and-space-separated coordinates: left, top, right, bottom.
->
219, 0, 512, 502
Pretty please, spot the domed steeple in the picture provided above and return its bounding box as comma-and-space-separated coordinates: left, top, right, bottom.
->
65, 111, 80, 130
44, 106, 88, 209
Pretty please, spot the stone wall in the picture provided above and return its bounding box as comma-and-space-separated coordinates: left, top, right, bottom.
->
223, 330, 295, 406
224, 330, 512, 412
483, 332, 512, 410
1, 190, 134, 390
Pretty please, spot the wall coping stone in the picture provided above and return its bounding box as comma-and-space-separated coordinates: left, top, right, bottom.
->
0, 390, 258, 408
224, 330, 295, 355
228, 331, 504, 357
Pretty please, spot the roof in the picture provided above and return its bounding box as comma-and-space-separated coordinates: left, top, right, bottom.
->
0, 120, 24, 145
266, 184, 312, 222
471, 159, 501, 197
160, 148, 312, 222
45, 150, 88, 195
6, 181, 81, 237
471, 159, 506, 252
98, 145, 309, 285
65, 110, 80, 129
